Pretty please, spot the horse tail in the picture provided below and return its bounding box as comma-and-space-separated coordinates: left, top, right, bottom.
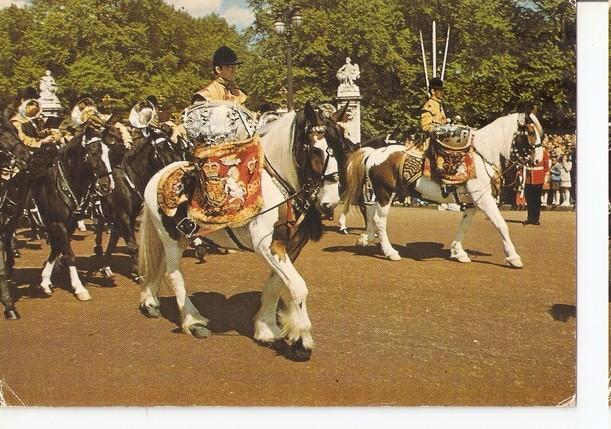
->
342, 147, 374, 213
138, 201, 165, 287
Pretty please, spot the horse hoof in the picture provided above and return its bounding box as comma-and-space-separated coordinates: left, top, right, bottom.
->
506, 256, 523, 268
387, 252, 401, 261
139, 303, 161, 318
4, 309, 20, 320
355, 234, 369, 247
132, 275, 144, 285
339, 227, 349, 235
93, 246, 103, 256
284, 338, 312, 362
35, 284, 53, 298
75, 290, 92, 301
189, 324, 211, 338
451, 254, 472, 263
100, 267, 114, 278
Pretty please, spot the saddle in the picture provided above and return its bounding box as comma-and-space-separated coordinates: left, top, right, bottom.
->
157, 136, 265, 236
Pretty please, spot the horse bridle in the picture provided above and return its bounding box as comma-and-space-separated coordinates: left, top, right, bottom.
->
293, 123, 340, 212
510, 114, 542, 166
81, 136, 113, 197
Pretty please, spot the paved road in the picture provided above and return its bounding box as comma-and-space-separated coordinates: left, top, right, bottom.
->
0, 207, 575, 406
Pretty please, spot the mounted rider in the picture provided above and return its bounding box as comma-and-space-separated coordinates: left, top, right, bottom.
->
10, 87, 56, 149
194, 46, 247, 105
420, 77, 447, 134
71, 95, 133, 149
420, 77, 466, 200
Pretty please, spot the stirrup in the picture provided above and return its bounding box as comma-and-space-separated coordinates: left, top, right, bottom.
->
176, 217, 199, 239
441, 184, 456, 198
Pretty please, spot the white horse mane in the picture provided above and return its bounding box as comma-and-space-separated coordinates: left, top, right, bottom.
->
473, 112, 522, 166
259, 111, 299, 189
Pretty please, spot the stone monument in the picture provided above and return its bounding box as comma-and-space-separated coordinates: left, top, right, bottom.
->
335, 57, 361, 144
37, 70, 63, 124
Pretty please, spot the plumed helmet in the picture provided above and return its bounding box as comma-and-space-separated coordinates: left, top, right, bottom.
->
20, 86, 38, 101
212, 46, 242, 71
428, 77, 444, 90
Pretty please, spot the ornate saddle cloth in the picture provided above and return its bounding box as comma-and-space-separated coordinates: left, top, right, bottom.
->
398, 145, 425, 186
423, 124, 476, 185
157, 136, 265, 233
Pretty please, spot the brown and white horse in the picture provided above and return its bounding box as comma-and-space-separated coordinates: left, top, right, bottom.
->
342, 112, 544, 267
137, 101, 350, 361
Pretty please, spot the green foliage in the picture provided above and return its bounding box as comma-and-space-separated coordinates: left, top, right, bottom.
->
0, 0, 575, 134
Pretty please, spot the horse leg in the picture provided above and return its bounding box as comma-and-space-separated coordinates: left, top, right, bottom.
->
356, 203, 376, 247
165, 243, 210, 338
93, 218, 104, 256
251, 225, 313, 361
99, 228, 120, 279
373, 200, 400, 261
450, 207, 477, 263
253, 272, 284, 344
55, 220, 91, 300
473, 192, 523, 268
338, 212, 348, 234
117, 214, 140, 282
0, 239, 19, 320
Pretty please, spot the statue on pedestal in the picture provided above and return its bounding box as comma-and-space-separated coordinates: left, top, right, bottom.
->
37, 70, 63, 124
336, 57, 360, 87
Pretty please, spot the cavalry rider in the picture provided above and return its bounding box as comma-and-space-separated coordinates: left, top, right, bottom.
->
420, 77, 456, 198
72, 95, 133, 149
420, 77, 446, 135
193, 45, 247, 105
10, 87, 55, 149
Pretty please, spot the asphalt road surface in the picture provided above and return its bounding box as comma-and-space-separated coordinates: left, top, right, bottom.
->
0, 206, 576, 406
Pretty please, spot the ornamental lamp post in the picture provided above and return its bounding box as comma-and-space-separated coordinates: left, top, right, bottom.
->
274, 7, 302, 111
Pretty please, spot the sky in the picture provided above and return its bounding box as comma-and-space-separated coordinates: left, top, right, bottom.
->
0, 0, 255, 30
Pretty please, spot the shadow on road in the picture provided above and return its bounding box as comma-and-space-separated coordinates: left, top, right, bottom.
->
548, 304, 576, 322
159, 291, 261, 338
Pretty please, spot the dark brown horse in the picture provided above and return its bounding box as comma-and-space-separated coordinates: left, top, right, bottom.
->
32, 124, 116, 301
0, 114, 32, 319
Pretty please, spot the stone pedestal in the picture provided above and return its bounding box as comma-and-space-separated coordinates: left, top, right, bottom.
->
336, 84, 362, 144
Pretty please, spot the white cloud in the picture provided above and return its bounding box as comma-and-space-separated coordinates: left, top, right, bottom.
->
164, 0, 221, 16
0, 0, 29, 8
222, 6, 254, 30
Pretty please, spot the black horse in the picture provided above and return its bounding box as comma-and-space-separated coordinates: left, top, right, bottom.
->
93, 125, 179, 281
32, 124, 117, 301
0, 115, 32, 319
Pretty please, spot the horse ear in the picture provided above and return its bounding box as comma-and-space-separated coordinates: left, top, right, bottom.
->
332, 102, 350, 123
304, 101, 318, 124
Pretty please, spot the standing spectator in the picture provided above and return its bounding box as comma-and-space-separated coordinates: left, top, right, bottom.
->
558, 154, 573, 207
550, 156, 562, 205
540, 148, 552, 206
524, 150, 550, 225
514, 167, 526, 211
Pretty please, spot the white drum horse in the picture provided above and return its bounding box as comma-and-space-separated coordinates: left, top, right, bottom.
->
137, 101, 349, 361
342, 111, 544, 267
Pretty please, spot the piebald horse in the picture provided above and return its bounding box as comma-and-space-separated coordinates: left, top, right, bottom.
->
138, 101, 350, 361
343, 112, 544, 267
